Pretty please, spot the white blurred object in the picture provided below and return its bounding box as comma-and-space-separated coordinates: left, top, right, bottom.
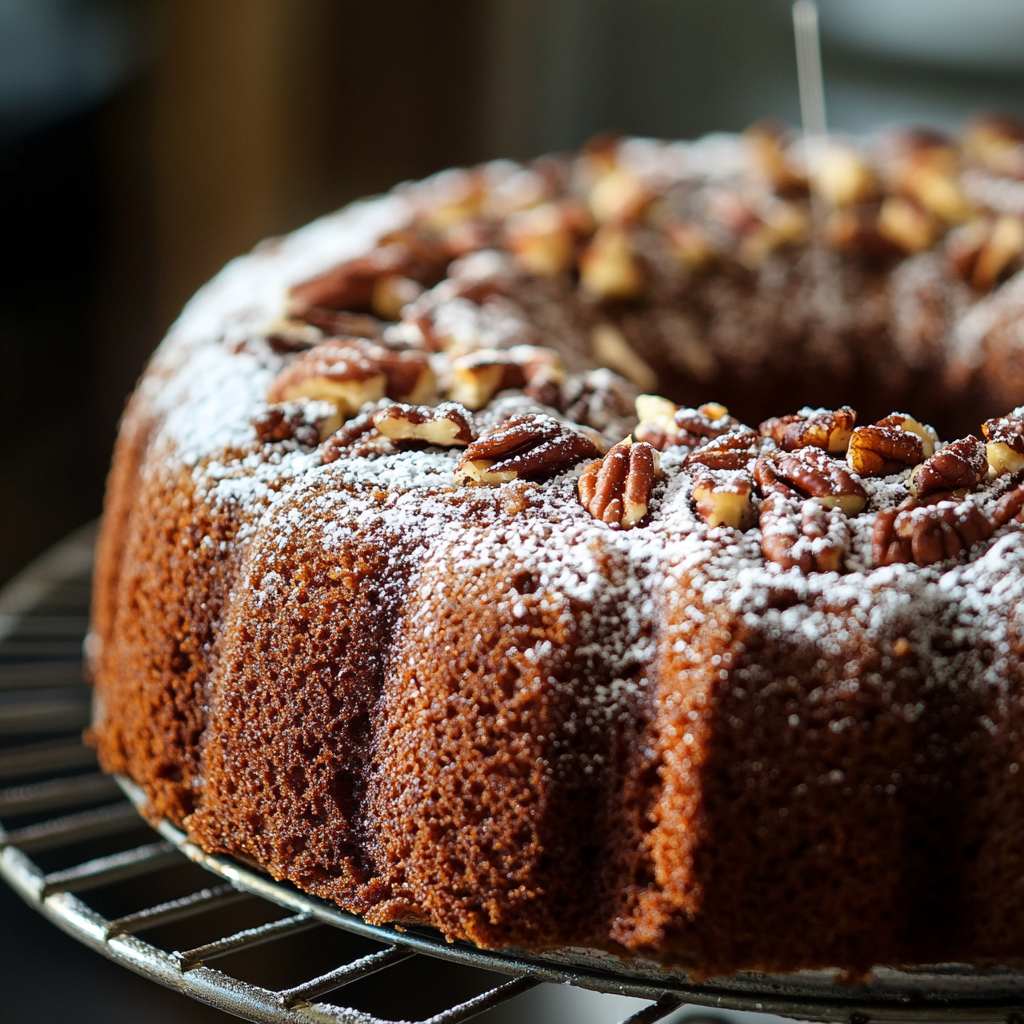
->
819, 0, 1024, 72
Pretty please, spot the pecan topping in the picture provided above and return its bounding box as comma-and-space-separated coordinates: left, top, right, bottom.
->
847, 413, 937, 476
577, 438, 661, 529
910, 436, 987, 497
685, 428, 761, 471
635, 396, 739, 451
453, 414, 599, 486
288, 230, 450, 318
579, 226, 644, 300
505, 200, 591, 276
759, 495, 851, 574
759, 407, 856, 454
812, 143, 877, 207
692, 470, 756, 530
947, 215, 1024, 291
372, 402, 475, 447
292, 309, 385, 341
267, 338, 435, 417
590, 325, 657, 391
561, 368, 639, 447
755, 448, 867, 516
320, 412, 379, 464
877, 196, 935, 254
448, 345, 565, 411
252, 401, 341, 447
982, 409, 1024, 477
994, 483, 1024, 525
872, 500, 995, 568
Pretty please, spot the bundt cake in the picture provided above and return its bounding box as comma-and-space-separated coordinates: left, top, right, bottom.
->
90, 117, 1024, 981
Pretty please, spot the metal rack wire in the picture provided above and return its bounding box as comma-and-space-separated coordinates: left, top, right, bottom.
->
4, 526, 1024, 1024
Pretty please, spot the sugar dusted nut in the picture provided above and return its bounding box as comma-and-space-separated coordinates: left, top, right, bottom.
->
812, 144, 876, 207
692, 470, 756, 530
759, 406, 856, 454
962, 113, 1024, 177
756, 448, 868, 517
910, 436, 987, 497
685, 428, 761, 471
948, 216, 1024, 291
994, 482, 1024, 525
590, 324, 657, 392
665, 221, 716, 271
847, 424, 924, 477
448, 345, 566, 410
252, 400, 341, 446
900, 164, 973, 224
453, 413, 599, 486
737, 201, 809, 268
588, 168, 652, 224
577, 437, 661, 528
579, 226, 644, 300
263, 316, 323, 353
877, 196, 935, 254
745, 121, 807, 196
296, 308, 385, 341
982, 409, 1024, 476
415, 168, 484, 231
505, 202, 579, 276
561, 368, 639, 443
876, 413, 938, 458
759, 494, 851, 573
873, 500, 995, 568
635, 393, 682, 449
267, 339, 388, 416
371, 275, 424, 321
674, 402, 742, 447
372, 402, 474, 447
267, 338, 434, 418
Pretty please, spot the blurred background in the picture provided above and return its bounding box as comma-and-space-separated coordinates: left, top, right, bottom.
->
5, 1, 1024, 1020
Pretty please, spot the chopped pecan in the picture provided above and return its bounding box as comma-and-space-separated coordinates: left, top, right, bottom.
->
251, 400, 341, 447
264, 316, 323, 353
588, 166, 652, 224
665, 221, 716, 271
877, 196, 935, 254
812, 143, 877, 207
982, 409, 1024, 476
505, 200, 592, 276
371, 275, 425, 320
962, 112, 1024, 177
635, 396, 740, 451
685, 428, 761, 471
579, 226, 644, 300
372, 402, 474, 447
267, 338, 434, 417
448, 345, 566, 410
590, 324, 657, 391
745, 120, 807, 197
453, 414, 599, 486
759, 406, 856, 454
577, 438, 661, 528
994, 483, 1024, 524
320, 412, 379, 463
872, 500, 995, 567
692, 470, 756, 530
736, 201, 809, 268
756, 448, 867, 516
947, 216, 1024, 291
910, 436, 987, 497
760, 494, 851, 573
288, 231, 450, 317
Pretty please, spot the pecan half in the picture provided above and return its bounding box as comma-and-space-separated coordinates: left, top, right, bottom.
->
372, 402, 474, 447
910, 436, 987, 497
947, 216, 1024, 291
847, 413, 937, 476
994, 483, 1024, 525
982, 410, 1024, 476
251, 400, 341, 446
872, 500, 995, 567
448, 345, 565, 410
685, 428, 761, 471
561, 368, 639, 446
505, 200, 591, 276
760, 494, 851, 573
692, 470, 757, 530
453, 414, 599, 486
877, 196, 936, 254
577, 438, 661, 528
759, 406, 856, 454
812, 144, 877, 207
755, 448, 867, 516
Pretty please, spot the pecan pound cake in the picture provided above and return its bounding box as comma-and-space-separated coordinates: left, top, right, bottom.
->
91, 117, 1024, 980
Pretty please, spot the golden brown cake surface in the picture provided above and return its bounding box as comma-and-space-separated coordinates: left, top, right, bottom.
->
90, 121, 1024, 981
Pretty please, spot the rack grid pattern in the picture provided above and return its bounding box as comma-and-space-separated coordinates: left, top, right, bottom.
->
3, 525, 1024, 1024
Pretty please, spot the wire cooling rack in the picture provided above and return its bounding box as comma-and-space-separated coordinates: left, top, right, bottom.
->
4, 525, 1024, 1024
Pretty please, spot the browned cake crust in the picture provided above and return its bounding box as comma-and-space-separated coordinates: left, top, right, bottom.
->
90, 119, 1024, 980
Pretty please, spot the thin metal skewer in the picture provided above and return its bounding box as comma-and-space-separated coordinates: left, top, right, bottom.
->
793, 0, 827, 171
